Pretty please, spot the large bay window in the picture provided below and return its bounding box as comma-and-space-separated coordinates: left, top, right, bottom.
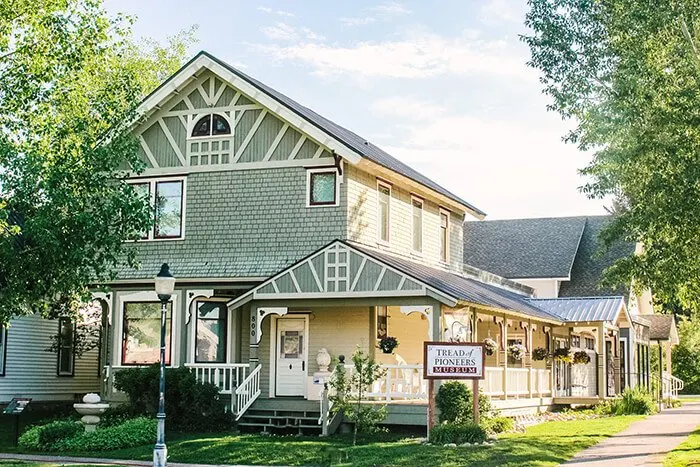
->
122, 302, 172, 365
129, 177, 185, 241
195, 301, 227, 363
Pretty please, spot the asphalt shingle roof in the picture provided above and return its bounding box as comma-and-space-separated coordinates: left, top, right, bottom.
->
648, 314, 675, 341
201, 52, 484, 216
525, 296, 625, 323
463, 217, 587, 279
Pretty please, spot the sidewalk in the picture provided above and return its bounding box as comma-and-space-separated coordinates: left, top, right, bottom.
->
0, 452, 270, 467
563, 402, 700, 466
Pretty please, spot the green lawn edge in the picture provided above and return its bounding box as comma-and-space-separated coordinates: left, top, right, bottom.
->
0, 415, 645, 467
664, 424, 700, 467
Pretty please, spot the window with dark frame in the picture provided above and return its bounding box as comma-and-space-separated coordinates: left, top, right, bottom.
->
439, 210, 449, 262
191, 114, 231, 138
376, 306, 388, 339
572, 335, 581, 348
412, 198, 423, 252
0, 326, 7, 376
154, 180, 184, 238
308, 170, 337, 206
57, 318, 75, 376
195, 301, 227, 363
122, 302, 172, 365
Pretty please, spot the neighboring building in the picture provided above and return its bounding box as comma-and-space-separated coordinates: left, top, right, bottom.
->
62, 51, 680, 431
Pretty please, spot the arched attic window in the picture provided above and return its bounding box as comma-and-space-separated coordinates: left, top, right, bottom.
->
191, 114, 231, 138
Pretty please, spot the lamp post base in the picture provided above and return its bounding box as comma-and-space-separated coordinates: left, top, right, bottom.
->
153, 443, 167, 467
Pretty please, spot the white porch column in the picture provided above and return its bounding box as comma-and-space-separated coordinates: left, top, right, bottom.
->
502, 317, 509, 398
597, 323, 606, 398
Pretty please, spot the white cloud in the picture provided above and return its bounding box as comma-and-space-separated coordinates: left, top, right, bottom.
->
370, 2, 412, 16
259, 31, 534, 81
257, 5, 295, 17
480, 0, 524, 25
261, 22, 324, 42
371, 96, 447, 121
340, 17, 377, 26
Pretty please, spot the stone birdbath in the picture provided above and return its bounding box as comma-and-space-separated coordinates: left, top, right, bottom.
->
73, 393, 109, 432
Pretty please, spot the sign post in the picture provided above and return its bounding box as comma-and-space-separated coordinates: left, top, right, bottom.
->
424, 342, 485, 435
4, 397, 31, 447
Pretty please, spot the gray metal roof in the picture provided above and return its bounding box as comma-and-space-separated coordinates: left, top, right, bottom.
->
197, 52, 485, 216
350, 243, 562, 322
463, 216, 586, 279
525, 296, 625, 323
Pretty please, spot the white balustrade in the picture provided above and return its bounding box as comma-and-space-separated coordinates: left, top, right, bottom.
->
344, 364, 427, 401
507, 368, 530, 397
480, 367, 504, 396
235, 364, 262, 420
185, 363, 250, 395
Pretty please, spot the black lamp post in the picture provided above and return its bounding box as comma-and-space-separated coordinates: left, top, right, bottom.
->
153, 263, 175, 467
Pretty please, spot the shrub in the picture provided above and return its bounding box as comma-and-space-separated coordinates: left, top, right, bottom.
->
430, 422, 487, 445
113, 364, 233, 431
573, 351, 591, 365
435, 381, 493, 424
18, 420, 82, 451
481, 416, 514, 434
609, 387, 658, 415
99, 404, 135, 428
532, 347, 548, 361
54, 417, 156, 452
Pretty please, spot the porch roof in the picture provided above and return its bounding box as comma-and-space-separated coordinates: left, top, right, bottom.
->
647, 314, 679, 344
226, 239, 563, 324
525, 296, 626, 324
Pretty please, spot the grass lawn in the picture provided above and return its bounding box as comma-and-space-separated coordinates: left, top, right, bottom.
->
0, 463, 110, 467
664, 425, 700, 467
0, 415, 642, 467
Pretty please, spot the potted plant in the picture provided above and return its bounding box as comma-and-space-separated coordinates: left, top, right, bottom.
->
483, 338, 498, 356
532, 347, 549, 361
573, 350, 591, 365
553, 347, 573, 363
508, 343, 526, 361
378, 336, 399, 354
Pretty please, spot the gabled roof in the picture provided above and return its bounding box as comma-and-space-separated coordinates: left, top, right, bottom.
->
136, 51, 485, 217
463, 216, 587, 279
525, 296, 627, 323
647, 314, 679, 343
226, 239, 563, 324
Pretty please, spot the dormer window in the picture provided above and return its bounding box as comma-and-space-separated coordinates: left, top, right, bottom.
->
191, 114, 231, 138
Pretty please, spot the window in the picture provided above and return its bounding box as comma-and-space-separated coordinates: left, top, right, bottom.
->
412, 197, 423, 252
376, 306, 388, 339
439, 209, 450, 262
377, 182, 391, 243
571, 335, 581, 348
0, 326, 7, 376
307, 169, 338, 207
128, 178, 185, 241
122, 302, 172, 365
195, 301, 227, 363
584, 337, 595, 350
57, 318, 75, 376
191, 114, 231, 138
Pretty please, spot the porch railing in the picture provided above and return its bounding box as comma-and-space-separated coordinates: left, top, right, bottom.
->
481, 367, 551, 398
344, 364, 427, 401
235, 364, 262, 420
184, 363, 250, 395
663, 372, 684, 400
480, 367, 504, 396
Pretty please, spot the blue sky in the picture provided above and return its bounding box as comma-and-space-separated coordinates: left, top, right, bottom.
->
105, 0, 607, 220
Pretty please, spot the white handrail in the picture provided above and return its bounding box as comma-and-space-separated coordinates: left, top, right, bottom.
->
235, 364, 262, 420
344, 363, 427, 401
185, 363, 250, 395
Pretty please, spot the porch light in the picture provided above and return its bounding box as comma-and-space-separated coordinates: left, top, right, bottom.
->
155, 263, 176, 300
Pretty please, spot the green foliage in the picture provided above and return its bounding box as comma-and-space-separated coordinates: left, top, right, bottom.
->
99, 404, 136, 428
573, 351, 591, 365
673, 316, 700, 394
523, 0, 700, 312
429, 422, 488, 445
553, 347, 573, 363
605, 387, 658, 415
54, 417, 156, 451
18, 420, 82, 451
0, 0, 196, 324
435, 381, 493, 424
481, 416, 514, 435
329, 349, 387, 445
532, 347, 549, 361
113, 364, 233, 431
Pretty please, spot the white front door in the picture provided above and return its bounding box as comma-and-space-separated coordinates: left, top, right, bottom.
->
275, 317, 308, 396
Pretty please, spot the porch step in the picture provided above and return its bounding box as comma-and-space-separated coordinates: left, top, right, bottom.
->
238, 400, 322, 435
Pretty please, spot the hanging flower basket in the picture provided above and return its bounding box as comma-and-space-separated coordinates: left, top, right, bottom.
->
483, 338, 498, 356
573, 350, 591, 365
553, 347, 573, 363
378, 336, 399, 354
532, 347, 549, 361
508, 343, 526, 361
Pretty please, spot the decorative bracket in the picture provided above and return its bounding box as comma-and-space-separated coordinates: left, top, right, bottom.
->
91, 292, 113, 326
186, 289, 215, 325
399, 305, 433, 338
332, 150, 343, 176
252, 307, 288, 344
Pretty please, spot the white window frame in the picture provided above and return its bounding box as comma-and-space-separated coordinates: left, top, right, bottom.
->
306, 168, 340, 208
186, 113, 235, 167
411, 195, 424, 254
439, 208, 451, 264
187, 113, 234, 141
127, 176, 187, 242
377, 180, 392, 245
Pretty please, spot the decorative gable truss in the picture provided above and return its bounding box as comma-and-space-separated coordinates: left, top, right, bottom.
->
227, 241, 459, 310
134, 70, 336, 172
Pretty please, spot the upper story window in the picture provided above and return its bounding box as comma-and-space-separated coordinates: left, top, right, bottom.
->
129, 177, 186, 241
307, 168, 339, 207
412, 196, 423, 253
439, 208, 450, 263
377, 181, 391, 244
57, 318, 75, 376
191, 114, 231, 138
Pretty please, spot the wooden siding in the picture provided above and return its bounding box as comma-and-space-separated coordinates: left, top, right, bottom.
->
0, 315, 100, 402
345, 164, 465, 272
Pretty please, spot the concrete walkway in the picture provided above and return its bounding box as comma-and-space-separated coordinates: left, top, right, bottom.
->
0, 452, 268, 467
563, 402, 700, 466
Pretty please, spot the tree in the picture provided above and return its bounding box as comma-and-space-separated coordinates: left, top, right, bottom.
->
0, 0, 196, 323
522, 0, 700, 313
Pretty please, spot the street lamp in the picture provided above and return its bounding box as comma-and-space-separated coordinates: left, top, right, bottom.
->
153, 263, 175, 467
